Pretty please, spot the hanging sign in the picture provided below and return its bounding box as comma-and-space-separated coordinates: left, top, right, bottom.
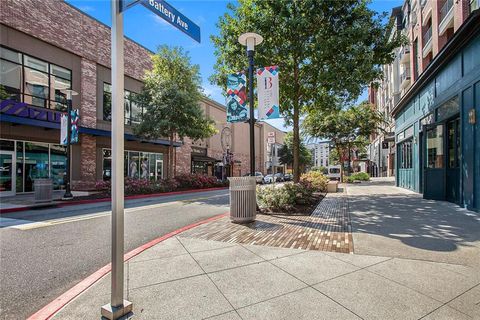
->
140, 0, 201, 43
60, 109, 80, 145
226, 72, 248, 123
257, 66, 280, 120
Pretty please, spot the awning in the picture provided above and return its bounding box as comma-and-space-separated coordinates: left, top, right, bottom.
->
192, 155, 218, 162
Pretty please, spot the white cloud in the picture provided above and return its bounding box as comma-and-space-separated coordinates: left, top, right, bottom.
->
150, 14, 171, 29
78, 5, 95, 13
202, 83, 224, 104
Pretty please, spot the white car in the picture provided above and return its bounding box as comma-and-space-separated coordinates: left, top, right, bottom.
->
244, 172, 264, 184
263, 174, 275, 184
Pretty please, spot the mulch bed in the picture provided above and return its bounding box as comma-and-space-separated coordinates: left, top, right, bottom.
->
258, 193, 325, 216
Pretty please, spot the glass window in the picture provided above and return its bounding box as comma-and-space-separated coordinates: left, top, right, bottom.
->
0, 139, 15, 151
24, 55, 48, 73
24, 142, 49, 192
0, 47, 21, 63
128, 152, 140, 178
103, 83, 112, 121
103, 149, 112, 180
103, 84, 142, 125
0, 59, 22, 101
51, 64, 71, 80
24, 67, 49, 108
16, 141, 24, 193
426, 125, 444, 169
436, 96, 459, 122
139, 153, 149, 179
51, 75, 70, 111
50, 145, 66, 190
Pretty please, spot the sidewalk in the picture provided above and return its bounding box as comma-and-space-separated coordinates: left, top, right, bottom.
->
47, 180, 480, 320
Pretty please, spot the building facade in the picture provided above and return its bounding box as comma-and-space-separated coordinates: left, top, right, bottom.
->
0, 0, 286, 196
307, 141, 330, 168
389, 0, 480, 211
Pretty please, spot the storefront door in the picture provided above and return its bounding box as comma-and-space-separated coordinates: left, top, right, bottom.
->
423, 123, 446, 200
445, 117, 461, 204
0, 151, 15, 196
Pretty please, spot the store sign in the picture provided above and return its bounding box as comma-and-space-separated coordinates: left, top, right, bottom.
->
267, 137, 275, 144
0, 100, 62, 123
267, 132, 275, 137
226, 72, 248, 123
140, 0, 200, 42
257, 66, 280, 120
191, 146, 207, 155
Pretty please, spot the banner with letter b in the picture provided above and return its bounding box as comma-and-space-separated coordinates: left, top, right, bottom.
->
257, 66, 280, 120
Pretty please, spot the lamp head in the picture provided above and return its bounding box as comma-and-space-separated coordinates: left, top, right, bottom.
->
238, 32, 263, 51
61, 89, 79, 100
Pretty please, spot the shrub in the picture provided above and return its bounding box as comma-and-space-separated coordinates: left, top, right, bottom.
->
257, 183, 315, 212
346, 172, 370, 183
300, 171, 328, 192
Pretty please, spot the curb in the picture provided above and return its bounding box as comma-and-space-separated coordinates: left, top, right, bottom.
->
27, 212, 228, 320
0, 187, 228, 214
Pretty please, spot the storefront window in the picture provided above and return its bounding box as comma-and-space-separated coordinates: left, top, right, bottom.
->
102, 149, 163, 181
0, 46, 72, 111
24, 142, 49, 192
436, 96, 459, 122
399, 139, 413, 169
50, 145, 66, 190
426, 125, 444, 169
16, 141, 23, 193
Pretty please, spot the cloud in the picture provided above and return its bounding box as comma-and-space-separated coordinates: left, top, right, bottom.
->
202, 83, 224, 103
150, 13, 171, 29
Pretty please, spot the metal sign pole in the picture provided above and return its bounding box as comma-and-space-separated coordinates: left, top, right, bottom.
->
101, 0, 132, 318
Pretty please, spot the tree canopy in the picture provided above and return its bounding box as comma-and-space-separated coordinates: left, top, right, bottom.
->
134, 46, 217, 178
278, 132, 312, 173
304, 101, 385, 177
211, 0, 403, 182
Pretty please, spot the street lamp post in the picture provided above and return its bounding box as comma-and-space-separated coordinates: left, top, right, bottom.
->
61, 89, 78, 200
238, 33, 263, 176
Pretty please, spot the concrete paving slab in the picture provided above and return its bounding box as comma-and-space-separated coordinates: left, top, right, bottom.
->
237, 287, 361, 320
271, 251, 359, 285
206, 311, 242, 320
421, 305, 472, 320
128, 254, 204, 289
191, 245, 264, 273
128, 274, 233, 320
129, 237, 188, 263
447, 284, 480, 319
315, 269, 441, 320
209, 261, 306, 309
177, 236, 237, 253
241, 243, 306, 260
366, 258, 475, 302
324, 251, 391, 268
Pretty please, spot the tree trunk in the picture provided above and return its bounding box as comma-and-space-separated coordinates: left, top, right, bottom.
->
293, 63, 300, 183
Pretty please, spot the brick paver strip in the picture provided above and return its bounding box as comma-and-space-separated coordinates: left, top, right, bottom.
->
180, 192, 354, 253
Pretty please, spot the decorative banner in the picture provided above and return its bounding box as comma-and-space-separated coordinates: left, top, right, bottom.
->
60, 109, 80, 145
257, 66, 280, 120
226, 72, 248, 123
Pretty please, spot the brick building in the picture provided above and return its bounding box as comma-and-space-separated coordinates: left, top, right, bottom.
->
0, 0, 286, 196
372, 0, 480, 211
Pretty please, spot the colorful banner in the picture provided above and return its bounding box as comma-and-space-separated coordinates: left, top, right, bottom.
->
60, 109, 79, 145
226, 72, 248, 123
257, 66, 280, 120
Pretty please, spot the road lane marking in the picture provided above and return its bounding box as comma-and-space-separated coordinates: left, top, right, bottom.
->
5, 194, 228, 230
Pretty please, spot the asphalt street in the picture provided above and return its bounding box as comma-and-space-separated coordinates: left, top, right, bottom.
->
0, 189, 229, 320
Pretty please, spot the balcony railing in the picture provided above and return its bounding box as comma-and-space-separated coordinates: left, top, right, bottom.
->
423, 26, 432, 45
439, 0, 454, 24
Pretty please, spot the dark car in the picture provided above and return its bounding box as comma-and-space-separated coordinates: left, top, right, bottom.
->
284, 173, 293, 181
274, 173, 285, 182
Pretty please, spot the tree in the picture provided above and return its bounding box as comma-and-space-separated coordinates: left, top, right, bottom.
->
134, 46, 217, 178
211, 0, 403, 183
278, 132, 312, 173
304, 101, 385, 180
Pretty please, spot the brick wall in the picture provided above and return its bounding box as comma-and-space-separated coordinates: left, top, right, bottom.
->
72, 134, 97, 190
80, 58, 97, 128
0, 0, 152, 81
175, 138, 192, 175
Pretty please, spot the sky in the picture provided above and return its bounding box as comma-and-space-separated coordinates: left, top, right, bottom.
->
66, 0, 403, 131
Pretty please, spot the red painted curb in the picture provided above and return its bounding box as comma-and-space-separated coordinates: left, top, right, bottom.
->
0, 187, 228, 214
27, 212, 228, 320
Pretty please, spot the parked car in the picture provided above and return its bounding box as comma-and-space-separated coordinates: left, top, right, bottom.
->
243, 172, 264, 184
274, 173, 285, 182
327, 165, 341, 180
284, 173, 293, 181
263, 174, 275, 184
